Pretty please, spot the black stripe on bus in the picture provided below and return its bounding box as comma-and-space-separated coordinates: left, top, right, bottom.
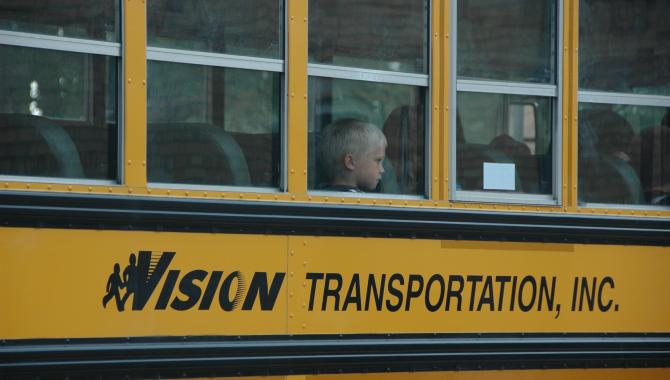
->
0, 191, 668, 245
1, 333, 669, 378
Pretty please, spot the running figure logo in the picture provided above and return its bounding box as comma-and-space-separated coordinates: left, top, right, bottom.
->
102, 251, 175, 311
102, 253, 138, 311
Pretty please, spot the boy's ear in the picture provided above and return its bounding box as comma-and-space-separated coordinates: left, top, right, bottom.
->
343, 153, 356, 171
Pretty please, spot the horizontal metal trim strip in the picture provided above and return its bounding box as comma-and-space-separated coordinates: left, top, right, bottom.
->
308, 63, 429, 86
457, 79, 558, 97
0, 30, 120, 56
2, 334, 670, 377
0, 191, 668, 246
147, 46, 284, 72
578, 90, 670, 108
454, 190, 558, 205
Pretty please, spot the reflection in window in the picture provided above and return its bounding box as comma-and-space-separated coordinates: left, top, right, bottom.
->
457, 92, 553, 194
309, 0, 428, 73
458, 0, 556, 83
308, 77, 425, 195
0, 0, 118, 41
148, 0, 282, 58
147, 61, 281, 187
579, 0, 670, 96
0, 45, 118, 180
579, 104, 670, 205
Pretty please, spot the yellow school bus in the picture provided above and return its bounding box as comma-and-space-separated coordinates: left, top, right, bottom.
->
1, 0, 669, 379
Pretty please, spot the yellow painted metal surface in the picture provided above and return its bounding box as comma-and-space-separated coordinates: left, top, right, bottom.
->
171, 368, 670, 379
122, 0, 147, 187
304, 368, 670, 380
287, 0, 308, 194
566, 0, 579, 210
2, 228, 669, 339
430, 0, 444, 201
0, 229, 288, 339
288, 236, 670, 334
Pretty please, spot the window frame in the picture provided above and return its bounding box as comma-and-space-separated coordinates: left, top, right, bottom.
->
0, 21, 122, 186
305, 0, 432, 200
449, 0, 564, 205
145, 0, 286, 193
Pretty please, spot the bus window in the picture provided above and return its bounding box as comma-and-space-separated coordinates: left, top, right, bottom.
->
147, 0, 283, 189
578, 0, 670, 207
457, 93, 553, 195
0, 2, 119, 181
454, 0, 559, 203
307, 0, 429, 196
0, 0, 118, 41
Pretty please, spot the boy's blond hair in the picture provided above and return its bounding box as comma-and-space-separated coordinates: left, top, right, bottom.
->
318, 118, 387, 182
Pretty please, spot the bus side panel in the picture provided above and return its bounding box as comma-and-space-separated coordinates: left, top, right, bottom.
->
0, 228, 289, 339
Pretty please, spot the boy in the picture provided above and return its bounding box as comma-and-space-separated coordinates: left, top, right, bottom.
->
318, 118, 387, 192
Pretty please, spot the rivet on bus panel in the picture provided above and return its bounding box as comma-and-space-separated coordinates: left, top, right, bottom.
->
3, 183, 7, 188
26, 184, 30, 189
289, 313, 293, 319
240, 194, 244, 199
88, 187, 92, 192
291, 195, 296, 200
47, 185, 52, 190
185, 191, 189, 196
68, 186, 72, 191
128, 188, 133, 193
290, 250, 294, 256
302, 241, 307, 246
302, 323, 306, 329
303, 261, 307, 267
203, 192, 207, 197
290, 272, 294, 277
289, 292, 294, 298
127, 160, 132, 165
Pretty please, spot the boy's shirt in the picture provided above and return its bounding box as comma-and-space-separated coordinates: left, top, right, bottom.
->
320, 184, 364, 193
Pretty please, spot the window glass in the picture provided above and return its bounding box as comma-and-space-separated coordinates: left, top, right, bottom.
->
579, 0, 670, 96
0, 0, 119, 42
147, 61, 281, 187
308, 77, 425, 195
148, 0, 282, 59
0, 45, 118, 179
578, 103, 670, 205
457, 92, 553, 194
458, 0, 556, 83
308, 0, 429, 73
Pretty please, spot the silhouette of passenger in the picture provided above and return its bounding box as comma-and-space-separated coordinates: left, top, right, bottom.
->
120, 253, 138, 309
102, 263, 124, 311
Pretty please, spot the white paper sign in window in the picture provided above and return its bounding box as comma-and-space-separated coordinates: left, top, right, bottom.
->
483, 162, 516, 191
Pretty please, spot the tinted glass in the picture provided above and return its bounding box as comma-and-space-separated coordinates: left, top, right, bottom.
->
0, 45, 118, 179
0, 0, 119, 42
579, 103, 670, 205
458, 0, 556, 83
147, 61, 281, 187
309, 0, 428, 73
308, 77, 425, 195
148, 0, 282, 59
579, 0, 670, 96
457, 92, 553, 194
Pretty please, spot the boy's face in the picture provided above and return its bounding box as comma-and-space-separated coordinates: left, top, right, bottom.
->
354, 142, 386, 191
